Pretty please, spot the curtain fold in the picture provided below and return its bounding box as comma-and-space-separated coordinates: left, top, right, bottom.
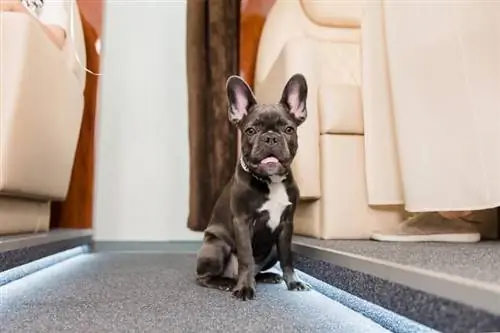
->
186, 0, 240, 231
363, 1, 500, 212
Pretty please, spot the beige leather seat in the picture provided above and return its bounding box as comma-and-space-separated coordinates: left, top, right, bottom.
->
0, 5, 85, 234
254, 0, 402, 239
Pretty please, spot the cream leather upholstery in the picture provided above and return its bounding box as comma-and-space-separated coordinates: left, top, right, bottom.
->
319, 84, 363, 135
0, 198, 50, 235
301, 0, 361, 28
254, 0, 402, 239
0, 8, 85, 234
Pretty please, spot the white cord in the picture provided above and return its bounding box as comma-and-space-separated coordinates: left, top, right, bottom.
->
69, 0, 102, 76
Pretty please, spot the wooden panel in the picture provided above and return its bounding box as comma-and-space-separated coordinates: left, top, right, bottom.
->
50, 2, 102, 229
77, 0, 103, 35
239, 0, 276, 88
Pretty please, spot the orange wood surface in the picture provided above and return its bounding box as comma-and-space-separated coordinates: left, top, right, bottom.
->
239, 0, 276, 88
77, 0, 103, 35
50, 1, 102, 229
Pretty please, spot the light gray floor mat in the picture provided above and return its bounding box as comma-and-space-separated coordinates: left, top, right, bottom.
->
0, 252, 391, 333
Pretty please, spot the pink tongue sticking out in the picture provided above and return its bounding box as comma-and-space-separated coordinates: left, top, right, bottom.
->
260, 156, 279, 165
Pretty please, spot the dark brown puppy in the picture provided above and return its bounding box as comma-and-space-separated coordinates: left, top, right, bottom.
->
196, 74, 310, 300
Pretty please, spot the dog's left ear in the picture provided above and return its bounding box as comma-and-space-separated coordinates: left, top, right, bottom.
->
280, 74, 308, 126
226, 75, 257, 125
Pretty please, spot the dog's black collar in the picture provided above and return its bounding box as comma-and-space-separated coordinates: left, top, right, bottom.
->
239, 156, 287, 183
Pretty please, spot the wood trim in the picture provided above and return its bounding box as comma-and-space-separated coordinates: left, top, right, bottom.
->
77, 0, 103, 35
239, 0, 276, 88
50, 3, 101, 229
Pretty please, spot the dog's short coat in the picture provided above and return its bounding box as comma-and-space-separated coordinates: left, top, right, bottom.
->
195, 74, 310, 300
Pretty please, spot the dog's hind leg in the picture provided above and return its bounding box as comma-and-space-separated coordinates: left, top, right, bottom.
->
254, 246, 282, 284
196, 237, 236, 291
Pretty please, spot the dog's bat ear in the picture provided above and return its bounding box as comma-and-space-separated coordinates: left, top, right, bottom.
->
226, 75, 257, 125
280, 73, 308, 126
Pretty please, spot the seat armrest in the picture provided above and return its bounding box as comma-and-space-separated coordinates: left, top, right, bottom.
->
0, 13, 84, 200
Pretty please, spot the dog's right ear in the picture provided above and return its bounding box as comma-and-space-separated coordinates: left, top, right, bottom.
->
226, 75, 257, 125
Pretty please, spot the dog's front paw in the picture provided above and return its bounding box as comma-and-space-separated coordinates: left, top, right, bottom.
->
286, 279, 311, 291
232, 284, 256, 301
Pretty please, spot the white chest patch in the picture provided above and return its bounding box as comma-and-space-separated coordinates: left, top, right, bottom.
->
258, 179, 291, 231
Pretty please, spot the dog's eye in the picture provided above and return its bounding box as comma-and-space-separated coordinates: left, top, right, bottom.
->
245, 128, 256, 136
285, 126, 295, 134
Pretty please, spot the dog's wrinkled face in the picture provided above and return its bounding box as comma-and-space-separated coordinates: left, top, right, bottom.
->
226, 74, 308, 177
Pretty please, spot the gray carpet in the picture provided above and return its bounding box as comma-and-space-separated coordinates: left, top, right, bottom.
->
295, 237, 500, 285
0, 252, 391, 333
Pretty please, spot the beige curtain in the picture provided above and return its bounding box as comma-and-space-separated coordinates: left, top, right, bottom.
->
363, 0, 500, 212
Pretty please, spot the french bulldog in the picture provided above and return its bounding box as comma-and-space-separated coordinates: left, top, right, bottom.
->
195, 73, 310, 300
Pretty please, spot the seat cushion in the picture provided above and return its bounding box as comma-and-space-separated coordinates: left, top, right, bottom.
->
294, 134, 403, 239
0, 13, 84, 200
294, 199, 322, 238
318, 41, 361, 87
300, 0, 361, 28
320, 134, 402, 239
0, 197, 50, 235
317, 41, 363, 134
319, 84, 363, 134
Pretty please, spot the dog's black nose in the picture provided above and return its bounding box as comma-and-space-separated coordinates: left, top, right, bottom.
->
262, 132, 279, 146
